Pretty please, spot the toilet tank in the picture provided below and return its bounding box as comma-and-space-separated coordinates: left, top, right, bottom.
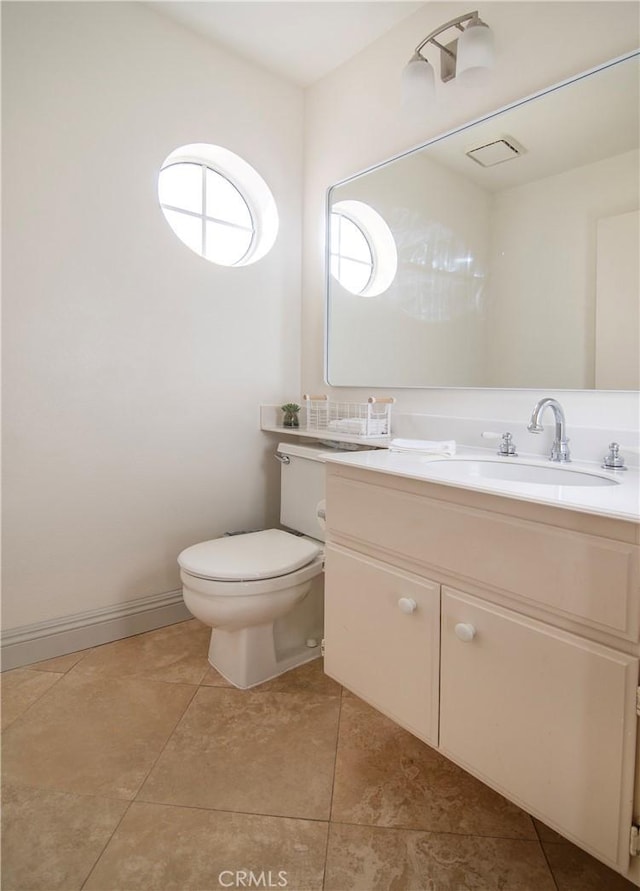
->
278, 442, 349, 542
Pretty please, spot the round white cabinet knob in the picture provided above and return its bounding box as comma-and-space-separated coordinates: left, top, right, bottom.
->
398, 597, 417, 614
454, 622, 476, 642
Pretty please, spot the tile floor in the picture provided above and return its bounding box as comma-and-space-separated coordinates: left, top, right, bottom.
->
1, 619, 636, 891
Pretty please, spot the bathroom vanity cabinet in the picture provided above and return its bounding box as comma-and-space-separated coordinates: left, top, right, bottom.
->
323, 461, 640, 884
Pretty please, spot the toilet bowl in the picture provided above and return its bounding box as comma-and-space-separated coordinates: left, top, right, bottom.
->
179, 529, 324, 689
179, 442, 341, 689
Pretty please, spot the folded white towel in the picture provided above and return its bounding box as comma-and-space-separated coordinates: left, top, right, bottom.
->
390, 438, 456, 456
327, 419, 364, 433
327, 418, 388, 436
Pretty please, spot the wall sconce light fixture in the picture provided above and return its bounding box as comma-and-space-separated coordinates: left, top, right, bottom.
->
402, 10, 495, 109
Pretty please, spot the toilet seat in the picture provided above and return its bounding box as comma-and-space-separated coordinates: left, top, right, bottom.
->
178, 529, 322, 582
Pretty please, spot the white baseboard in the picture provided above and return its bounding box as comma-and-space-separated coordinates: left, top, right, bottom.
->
1, 590, 191, 671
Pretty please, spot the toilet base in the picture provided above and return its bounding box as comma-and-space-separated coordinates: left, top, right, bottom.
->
208, 623, 321, 689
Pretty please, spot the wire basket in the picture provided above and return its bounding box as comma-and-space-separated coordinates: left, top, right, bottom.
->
303, 394, 394, 438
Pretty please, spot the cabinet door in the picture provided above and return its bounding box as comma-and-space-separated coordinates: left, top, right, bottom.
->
440, 588, 638, 871
324, 544, 440, 746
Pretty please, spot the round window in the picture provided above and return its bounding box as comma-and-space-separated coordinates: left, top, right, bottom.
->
158, 144, 278, 266
329, 200, 397, 297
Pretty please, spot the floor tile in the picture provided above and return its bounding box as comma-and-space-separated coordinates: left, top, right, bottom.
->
3, 623, 622, 891
324, 822, 556, 890
331, 694, 536, 838
1, 672, 195, 798
203, 657, 342, 696
1, 783, 128, 891
256, 658, 342, 696
200, 658, 341, 695
199, 665, 235, 688
1, 668, 63, 730
84, 801, 327, 890
28, 650, 91, 673
543, 840, 637, 890
139, 686, 340, 819
534, 817, 569, 843
69, 619, 211, 685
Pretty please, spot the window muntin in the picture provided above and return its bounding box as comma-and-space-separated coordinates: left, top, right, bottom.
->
159, 162, 254, 266
330, 212, 374, 295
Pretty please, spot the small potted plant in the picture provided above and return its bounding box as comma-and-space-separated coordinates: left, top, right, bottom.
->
281, 402, 301, 428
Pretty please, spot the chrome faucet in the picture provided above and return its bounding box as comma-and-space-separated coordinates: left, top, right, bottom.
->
527, 397, 571, 463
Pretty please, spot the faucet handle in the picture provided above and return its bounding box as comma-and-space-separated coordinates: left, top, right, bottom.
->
482, 431, 518, 457
602, 442, 628, 471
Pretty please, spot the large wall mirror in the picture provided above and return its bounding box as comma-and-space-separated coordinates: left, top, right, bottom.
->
326, 53, 639, 389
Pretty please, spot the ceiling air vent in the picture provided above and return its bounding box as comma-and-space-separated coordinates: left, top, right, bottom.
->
466, 138, 524, 167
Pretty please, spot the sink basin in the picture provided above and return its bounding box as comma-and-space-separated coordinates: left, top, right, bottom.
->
422, 459, 619, 487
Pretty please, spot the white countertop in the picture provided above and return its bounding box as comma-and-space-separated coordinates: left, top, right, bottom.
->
325, 447, 640, 523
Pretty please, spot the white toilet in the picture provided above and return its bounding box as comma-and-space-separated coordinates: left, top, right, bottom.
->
178, 442, 344, 689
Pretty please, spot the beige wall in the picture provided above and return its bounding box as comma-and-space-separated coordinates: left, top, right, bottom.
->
595, 209, 640, 390
487, 149, 640, 388
2, 2, 304, 629
303, 1, 640, 429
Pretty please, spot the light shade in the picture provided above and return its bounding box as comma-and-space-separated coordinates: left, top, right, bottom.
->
456, 19, 495, 84
401, 56, 436, 111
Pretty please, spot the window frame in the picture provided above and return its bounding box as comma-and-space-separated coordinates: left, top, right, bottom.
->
158, 144, 279, 267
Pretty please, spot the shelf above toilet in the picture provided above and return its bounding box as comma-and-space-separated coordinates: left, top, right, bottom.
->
260, 405, 390, 449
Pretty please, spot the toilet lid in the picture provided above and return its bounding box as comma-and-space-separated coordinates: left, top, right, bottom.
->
177, 529, 322, 581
